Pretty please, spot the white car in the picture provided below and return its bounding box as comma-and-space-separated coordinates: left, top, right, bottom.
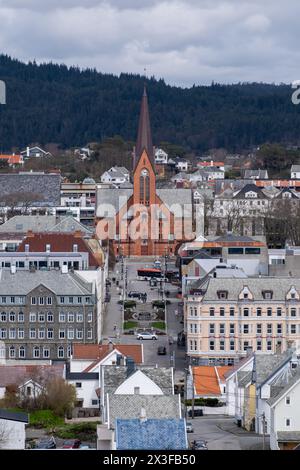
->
186, 422, 194, 433
136, 332, 158, 340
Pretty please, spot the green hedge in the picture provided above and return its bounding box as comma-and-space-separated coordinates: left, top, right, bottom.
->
152, 300, 171, 308
29, 410, 65, 428
184, 398, 222, 407
53, 422, 100, 442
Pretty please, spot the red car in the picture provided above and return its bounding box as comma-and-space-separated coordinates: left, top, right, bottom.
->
62, 439, 81, 449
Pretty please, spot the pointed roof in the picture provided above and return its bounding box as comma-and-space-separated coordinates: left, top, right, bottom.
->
134, 86, 154, 170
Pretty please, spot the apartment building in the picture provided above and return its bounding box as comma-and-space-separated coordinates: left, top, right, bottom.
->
185, 277, 300, 365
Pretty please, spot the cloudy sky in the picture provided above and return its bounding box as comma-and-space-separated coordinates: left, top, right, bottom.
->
0, 0, 298, 87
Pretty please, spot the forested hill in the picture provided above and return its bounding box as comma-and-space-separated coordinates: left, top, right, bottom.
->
0, 54, 300, 152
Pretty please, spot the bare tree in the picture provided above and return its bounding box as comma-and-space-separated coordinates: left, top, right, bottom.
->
0, 421, 12, 449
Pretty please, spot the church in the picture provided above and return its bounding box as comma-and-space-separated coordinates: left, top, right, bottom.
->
96, 87, 193, 257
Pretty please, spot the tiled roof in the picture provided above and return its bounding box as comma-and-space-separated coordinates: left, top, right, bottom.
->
0, 364, 65, 388
0, 155, 23, 165
267, 369, 300, 407
192, 366, 232, 396
0, 173, 61, 206
72, 344, 143, 365
17, 232, 101, 267
116, 418, 188, 450
108, 394, 181, 429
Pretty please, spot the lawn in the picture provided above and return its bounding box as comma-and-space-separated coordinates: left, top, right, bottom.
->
123, 321, 138, 330
151, 321, 166, 331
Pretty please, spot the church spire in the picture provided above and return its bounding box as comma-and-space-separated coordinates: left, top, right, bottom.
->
134, 86, 154, 170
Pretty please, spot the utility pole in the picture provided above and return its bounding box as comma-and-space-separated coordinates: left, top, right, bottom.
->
191, 368, 195, 419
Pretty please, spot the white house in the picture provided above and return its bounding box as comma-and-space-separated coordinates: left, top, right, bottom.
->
101, 167, 130, 185
176, 159, 189, 172
225, 355, 254, 418
21, 146, 52, 159
291, 165, 300, 179
0, 410, 28, 449
155, 148, 168, 164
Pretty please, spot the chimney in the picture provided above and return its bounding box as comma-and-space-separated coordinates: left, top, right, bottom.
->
108, 341, 114, 352
116, 354, 122, 366
126, 357, 135, 377
26, 230, 35, 238
10, 265, 16, 275
27, 146, 30, 158
74, 230, 82, 238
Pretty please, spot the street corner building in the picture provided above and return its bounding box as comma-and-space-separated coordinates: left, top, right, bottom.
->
95, 87, 193, 257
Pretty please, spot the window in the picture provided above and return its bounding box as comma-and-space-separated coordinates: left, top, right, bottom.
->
0, 328, 6, 339
243, 325, 249, 334
263, 291, 273, 300
230, 308, 235, 317
76, 313, 83, 323
230, 340, 235, 351
73, 244, 78, 253
220, 323, 225, 334
9, 312, 16, 322
58, 346, 64, 358
209, 340, 215, 351
220, 308, 225, 316
18, 312, 24, 322
277, 324, 282, 334
47, 297, 52, 305
228, 247, 244, 255
85, 297, 91, 304
209, 307, 215, 316
69, 297, 74, 304
38, 313, 45, 322
243, 341, 250, 351
267, 324, 272, 334
19, 346, 25, 358
256, 308, 262, 317
59, 329, 65, 339
18, 328, 24, 339
257, 340, 262, 351
194, 308, 198, 317
267, 308, 272, 317
220, 340, 225, 351
291, 324, 296, 334
88, 312, 93, 323
256, 324, 262, 334
230, 323, 235, 334
291, 308, 296, 317
29, 313, 36, 323
9, 346, 15, 358
39, 297, 44, 305
1, 297, 6, 304
29, 328, 36, 339
277, 308, 282, 317
267, 340, 272, 351
60, 297, 65, 304
31, 297, 36, 305
47, 312, 54, 322
10, 296, 15, 304
59, 313, 66, 323
43, 348, 50, 359
47, 328, 54, 339
33, 347, 40, 358
76, 329, 83, 340
245, 248, 261, 255
209, 324, 215, 334
0, 312, 6, 322
67, 329, 74, 340
92, 399, 98, 406
75, 382, 82, 388
38, 328, 45, 339
217, 291, 228, 300
68, 313, 74, 323
243, 308, 249, 317
87, 329, 93, 339
243, 293, 249, 299
286, 396, 291, 405
9, 328, 16, 339
286, 418, 291, 427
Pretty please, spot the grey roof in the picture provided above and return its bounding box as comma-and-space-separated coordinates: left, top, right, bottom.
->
255, 353, 292, 386
291, 165, 300, 173
267, 368, 300, 407
108, 395, 181, 429
0, 173, 61, 206
51, 216, 94, 235
200, 277, 300, 302
237, 371, 252, 387
215, 179, 254, 195
233, 183, 269, 199
156, 188, 192, 216
215, 233, 255, 243
0, 409, 28, 423
103, 366, 174, 396
277, 431, 300, 442
244, 169, 268, 179
0, 215, 57, 233
0, 269, 93, 296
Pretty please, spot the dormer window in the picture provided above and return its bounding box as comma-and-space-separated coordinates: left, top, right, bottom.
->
217, 290, 228, 300
262, 290, 273, 300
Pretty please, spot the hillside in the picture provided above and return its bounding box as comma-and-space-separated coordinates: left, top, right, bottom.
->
0, 55, 300, 152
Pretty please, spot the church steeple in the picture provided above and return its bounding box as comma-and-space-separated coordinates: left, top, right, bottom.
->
134, 86, 154, 170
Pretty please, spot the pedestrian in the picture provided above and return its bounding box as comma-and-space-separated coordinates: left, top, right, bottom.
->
113, 324, 117, 332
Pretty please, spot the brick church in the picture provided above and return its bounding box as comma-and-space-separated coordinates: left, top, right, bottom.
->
96, 87, 193, 257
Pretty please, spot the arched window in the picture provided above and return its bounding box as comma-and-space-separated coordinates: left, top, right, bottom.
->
58, 346, 64, 358
19, 346, 25, 358
33, 346, 40, 358
140, 168, 150, 205
9, 345, 15, 358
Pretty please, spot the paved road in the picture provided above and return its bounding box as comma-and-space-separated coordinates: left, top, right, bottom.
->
102, 258, 187, 371
186, 416, 269, 450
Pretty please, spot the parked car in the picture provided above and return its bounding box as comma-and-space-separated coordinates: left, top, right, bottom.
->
62, 439, 82, 449
157, 346, 166, 355
128, 291, 143, 299
186, 422, 194, 433
191, 439, 208, 450
188, 409, 203, 417
137, 332, 158, 340
35, 437, 56, 449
